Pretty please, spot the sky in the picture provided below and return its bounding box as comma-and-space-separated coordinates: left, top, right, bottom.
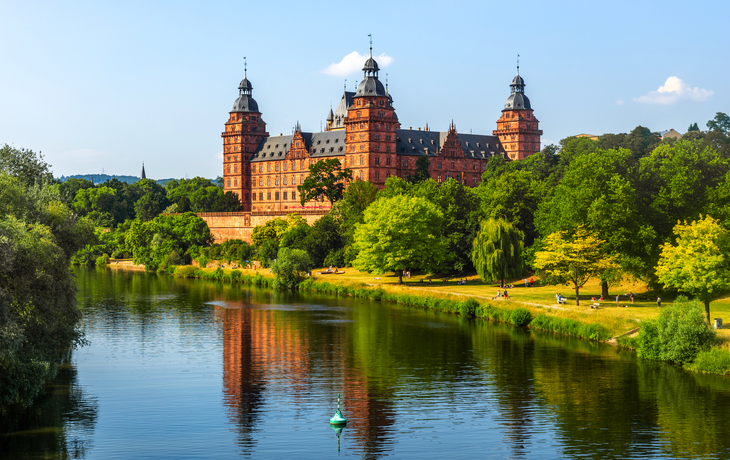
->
1, 0, 727, 179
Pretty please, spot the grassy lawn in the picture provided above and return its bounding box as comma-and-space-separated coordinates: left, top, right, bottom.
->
311, 267, 730, 340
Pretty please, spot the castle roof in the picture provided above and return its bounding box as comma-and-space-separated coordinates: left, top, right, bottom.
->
394, 129, 505, 158
250, 131, 347, 162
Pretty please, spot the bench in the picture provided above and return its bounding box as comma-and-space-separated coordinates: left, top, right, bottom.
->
590, 303, 600, 309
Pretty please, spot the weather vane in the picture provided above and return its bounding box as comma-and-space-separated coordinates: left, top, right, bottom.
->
244, 56, 247, 77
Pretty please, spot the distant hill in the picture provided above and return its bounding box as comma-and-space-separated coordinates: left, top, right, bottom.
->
56, 174, 180, 187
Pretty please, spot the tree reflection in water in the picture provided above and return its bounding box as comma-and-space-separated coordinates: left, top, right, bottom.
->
0, 359, 98, 459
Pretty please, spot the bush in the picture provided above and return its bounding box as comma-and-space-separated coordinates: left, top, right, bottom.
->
510, 308, 533, 326
196, 256, 208, 268
459, 298, 480, 318
272, 248, 312, 290
686, 348, 730, 375
95, 253, 110, 267
175, 265, 197, 278
163, 250, 185, 267
323, 248, 346, 269
636, 298, 716, 364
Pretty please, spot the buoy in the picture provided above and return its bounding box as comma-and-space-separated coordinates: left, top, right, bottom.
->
329, 393, 347, 425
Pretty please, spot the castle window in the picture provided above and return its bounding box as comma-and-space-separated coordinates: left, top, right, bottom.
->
234, 165, 238, 173
360, 134, 365, 140
350, 145, 354, 152
438, 175, 442, 183
267, 192, 271, 200
292, 191, 296, 200
259, 192, 263, 200
267, 164, 271, 172
227, 165, 231, 174
360, 155, 364, 165
253, 193, 257, 201
374, 124, 379, 130
357, 100, 361, 107
320, 148, 325, 153
473, 162, 477, 170
386, 157, 391, 166
462, 161, 467, 169
360, 145, 364, 151
473, 176, 477, 185
386, 145, 391, 152
234, 179, 238, 186
375, 171, 380, 180
374, 144, 379, 151
259, 178, 263, 186
360, 123, 364, 129
283, 191, 288, 200
275, 177, 279, 185
438, 161, 442, 169
329, 147, 334, 152
403, 159, 408, 167
317, 140, 321, 145
451, 161, 455, 169
375, 156, 380, 165
283, 163, 288, 171
300, 161, 304, 169
284, 177, 288, 185
465, 142, 469, 147
386, 135, 391, 141
374, 134, 379, 140
275, 164, 279, 172
386, 124, 391, 130
275, 192, 279, 200
335, 138, 339, 143
339, 147, 343, 152
300, 174, 303, 184
267, 178, 271, 186
227, 179, 231, 187
360, 171, 364, 180
311, 148, 316, 154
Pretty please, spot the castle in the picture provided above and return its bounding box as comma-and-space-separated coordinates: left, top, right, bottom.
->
220, 47, 542, 215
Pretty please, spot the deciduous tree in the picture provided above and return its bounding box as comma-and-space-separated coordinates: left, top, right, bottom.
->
353, 195, 446, 284
655, 216, 730, 324
532, 227, 620, 305
471, 218, 524, 287
298, 159, 352, 206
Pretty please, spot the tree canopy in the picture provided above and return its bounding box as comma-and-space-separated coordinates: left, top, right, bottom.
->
656, 216, 730, 324
353, 195, 446, 283
471, 218, 524, 287
298, 159, 353, 205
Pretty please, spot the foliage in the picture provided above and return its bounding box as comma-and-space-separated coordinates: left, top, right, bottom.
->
353, 195, 447, 283
408, 156, 431, 183
271, 248, 313, 290
656, 216, 730, 323
688, 122, 700, 132
0, 169, 92, 408
636, 298, 716, 364
125, 212, 212, 270
532, 227, 620, 305
333, 179, 379, 245
471, 218, 524, 286
459, 298, 480, 318
165, 176, 241, 212
298, 159, 353, 205
257, 239, 279, 268
95, 253, 110, 266
685, 348, 730, 375
0, 144, 53, 187
300, 214, 343, 267
510, 308, 533, 326
707, 112, 730, 135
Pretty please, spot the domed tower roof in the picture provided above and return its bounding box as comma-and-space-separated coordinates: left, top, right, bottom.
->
232, 65, 260, 113
503, 67, 531, 111
355, 41, 386, 97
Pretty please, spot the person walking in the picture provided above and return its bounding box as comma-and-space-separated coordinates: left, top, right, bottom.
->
629, 292, 634, 304
657, 296, 662, 308
616, 295, 620, 307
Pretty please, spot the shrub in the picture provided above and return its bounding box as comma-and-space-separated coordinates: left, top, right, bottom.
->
196, 256, 208, 268
636, 298, 716, 364
95, 253, 110, 267
510, 308, 533, 326
230, 269, 241, 283
686, 348, 730, 375
272, 248, 313, 290
163, 250, 185, 267
175, 265, 197, 278
459, 298, 480, 318
323, 248, 345, 269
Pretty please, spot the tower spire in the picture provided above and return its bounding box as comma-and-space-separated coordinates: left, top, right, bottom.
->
517, 53, 520, 75
368, 34, 372, 57
244, 56, 247, 78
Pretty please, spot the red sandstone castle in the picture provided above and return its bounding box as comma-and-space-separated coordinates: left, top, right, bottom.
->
221, 49, 542, 213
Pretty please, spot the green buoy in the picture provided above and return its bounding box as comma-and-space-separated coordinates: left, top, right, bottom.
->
329, 393, 347, 425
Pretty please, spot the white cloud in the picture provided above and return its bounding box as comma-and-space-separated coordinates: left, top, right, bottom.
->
322, 51, 394, 77
615, 100, 625, 105
634, 76, 713, 104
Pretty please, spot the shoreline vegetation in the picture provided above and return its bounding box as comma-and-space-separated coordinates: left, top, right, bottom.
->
106, 259, 730, 377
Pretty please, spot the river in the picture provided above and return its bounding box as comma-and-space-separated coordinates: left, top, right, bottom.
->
3, 267, 730, 459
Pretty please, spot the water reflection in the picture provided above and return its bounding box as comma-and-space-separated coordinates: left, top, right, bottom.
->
8, 267, 730, 459
0, 362, 98, 459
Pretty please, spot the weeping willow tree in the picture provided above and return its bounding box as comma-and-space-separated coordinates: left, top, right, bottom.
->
471, 218, 524, 287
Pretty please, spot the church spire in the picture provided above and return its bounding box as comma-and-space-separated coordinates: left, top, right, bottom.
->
141, 163, 146, 180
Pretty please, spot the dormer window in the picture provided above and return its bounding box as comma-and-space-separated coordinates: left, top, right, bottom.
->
326, 139, 330, 144
419, 139, 423, 144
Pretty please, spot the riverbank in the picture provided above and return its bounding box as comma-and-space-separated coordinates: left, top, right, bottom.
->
103, 262, 730, 374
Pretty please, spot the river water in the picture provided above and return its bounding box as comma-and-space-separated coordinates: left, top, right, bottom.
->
3, 267, 730, 459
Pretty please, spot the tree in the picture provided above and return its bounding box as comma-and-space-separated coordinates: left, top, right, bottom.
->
300, 214, 344, 267
408, 156, 431, 183
0, 144, 53, 187
334, 178, 379, 244
532, 227, 620, 305
298, 159, 353, 206
707, 112, 730, 135
688, 122, 700, 132
471, 218, 524, 287
353, 195, 447, 284
655, 216, 730, 324
272, 248, 313, 290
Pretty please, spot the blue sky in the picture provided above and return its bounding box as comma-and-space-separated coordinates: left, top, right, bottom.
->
1, 0, 727, 179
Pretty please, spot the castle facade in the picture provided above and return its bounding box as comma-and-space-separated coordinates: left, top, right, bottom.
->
221, 49, 542, 213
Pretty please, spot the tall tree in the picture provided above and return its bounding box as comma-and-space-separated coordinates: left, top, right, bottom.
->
655, 216, 730, 324
533, 227, 620, 306
298, 159, 353, 206
707, 112, 730, 135
0, 144, 53, 187
471, 218, 524, 287
353, 195, 446, 284
407, 156, 432, 183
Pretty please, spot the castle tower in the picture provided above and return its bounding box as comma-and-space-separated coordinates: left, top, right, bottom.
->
493, 67, 542, 160
344, 41, 400, 184
222, 66, 269, 211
